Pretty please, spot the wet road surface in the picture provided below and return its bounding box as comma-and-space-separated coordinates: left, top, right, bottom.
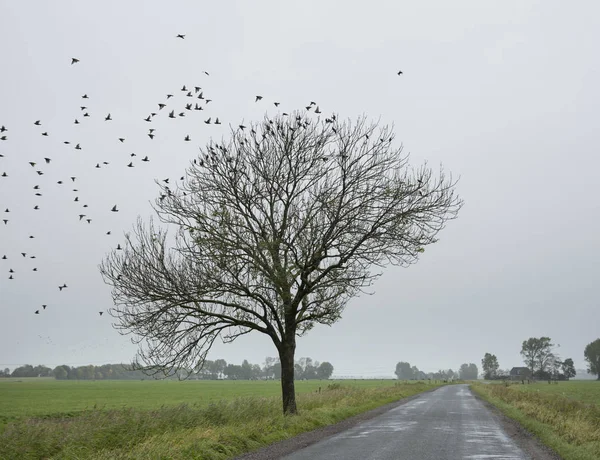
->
283, 384, 529, 460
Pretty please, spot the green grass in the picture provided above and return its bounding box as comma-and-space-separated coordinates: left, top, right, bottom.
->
0, 378, 407, 424
509, 380, 600, 407
472, 381, 600, 460
0, 378, 440, 459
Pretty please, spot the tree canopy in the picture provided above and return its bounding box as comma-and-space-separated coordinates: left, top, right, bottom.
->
481, 353, 500, 380
101, 112, 462, 413
520, 337, 555, 377
584, 338, 600, 379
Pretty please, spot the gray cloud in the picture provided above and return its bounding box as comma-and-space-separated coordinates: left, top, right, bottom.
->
0, 0, 598, 377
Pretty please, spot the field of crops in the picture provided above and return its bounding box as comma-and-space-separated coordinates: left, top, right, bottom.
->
509, 380, 600, 407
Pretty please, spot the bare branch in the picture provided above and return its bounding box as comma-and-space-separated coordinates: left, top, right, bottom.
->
100, 111, 463, 379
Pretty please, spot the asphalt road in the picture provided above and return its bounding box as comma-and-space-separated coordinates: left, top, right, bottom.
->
282, 384, 529, 460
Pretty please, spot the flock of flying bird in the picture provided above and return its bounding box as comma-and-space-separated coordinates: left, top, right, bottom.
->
0, 32, 405, 323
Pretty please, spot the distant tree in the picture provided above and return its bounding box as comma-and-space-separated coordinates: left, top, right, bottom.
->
496, 368, 510, 380
584, 338, 600, 380
316, 362, 334, 379
458, 363, 478, 380
272, 362, 282, 380
214, 359, 227, 379
263, 357, 279, 379
53, 365, 68, 380
411, 365, 420, 379
251, 364, 262, 379
547, 354, 563, 380
561, 358, 576, 380
240, 360, 253, 380
11, 364, 34, 378
395, 362, 413, 380
481, 353, 500, 380
294, 363, 304, 379
521, 337, 554, 376
224, 364, 242, 380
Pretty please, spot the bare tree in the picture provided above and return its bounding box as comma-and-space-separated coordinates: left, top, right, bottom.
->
100, 112, 462, 414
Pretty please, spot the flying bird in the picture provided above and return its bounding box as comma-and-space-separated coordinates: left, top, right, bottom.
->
82, 94, 88, 99
111, 205, 118, 212
71, 58, 80, 65
105, 113, 112, 121
34, 120, 41, 126
255, 96, 263, 102
176, 34, 185, 39
184, 135, 190, 141
204, 118, 211, 124
119, 138, 125, 143
214, 118, 221, 125
397, 70, 403, 75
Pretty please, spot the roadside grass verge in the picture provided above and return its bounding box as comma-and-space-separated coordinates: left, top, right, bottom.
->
0, 381, 439, 459
471, 383, 600, 460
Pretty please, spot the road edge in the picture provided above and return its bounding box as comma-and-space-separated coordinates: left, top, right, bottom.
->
468, 385, 562, 460
234, 385, 444, 460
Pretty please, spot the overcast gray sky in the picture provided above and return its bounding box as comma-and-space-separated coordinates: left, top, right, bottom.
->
0, 0, 598, 377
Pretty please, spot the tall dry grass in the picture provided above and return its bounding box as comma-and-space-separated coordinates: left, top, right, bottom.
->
472, 383, 600, 460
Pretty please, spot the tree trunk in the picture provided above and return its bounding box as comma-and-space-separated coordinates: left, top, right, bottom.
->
279, 335, 297, 415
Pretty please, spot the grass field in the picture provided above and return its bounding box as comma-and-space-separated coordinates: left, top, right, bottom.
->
0, 378, 441, 459
1, 377, 381, 424
472, 381, 600, 460
510, 380, 600, 407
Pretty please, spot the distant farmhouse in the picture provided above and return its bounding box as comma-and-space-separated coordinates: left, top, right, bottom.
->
509, 367, 532, 381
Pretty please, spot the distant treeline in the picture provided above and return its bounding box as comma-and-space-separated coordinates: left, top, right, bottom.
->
394, 361, 478, 380
0, 357, 334, 381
